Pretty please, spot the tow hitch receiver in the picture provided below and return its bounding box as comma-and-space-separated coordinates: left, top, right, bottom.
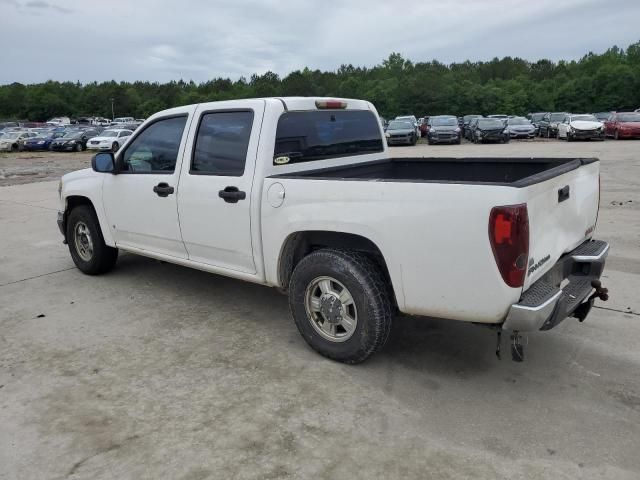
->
573, 280, 609, 322
495, 330, 527, 362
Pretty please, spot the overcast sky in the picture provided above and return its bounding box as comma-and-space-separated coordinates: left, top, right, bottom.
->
1, 0, 639, 85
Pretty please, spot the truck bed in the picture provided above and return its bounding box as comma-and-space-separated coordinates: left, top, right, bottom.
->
272, 157, 598, 187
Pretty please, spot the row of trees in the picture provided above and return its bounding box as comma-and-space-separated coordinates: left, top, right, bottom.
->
1, 42, 639, 121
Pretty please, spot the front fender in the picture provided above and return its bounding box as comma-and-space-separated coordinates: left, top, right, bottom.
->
61, 170, 114, 246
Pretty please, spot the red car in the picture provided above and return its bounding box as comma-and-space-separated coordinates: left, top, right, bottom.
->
605, 112, 640, 139
419, 117, 429, 137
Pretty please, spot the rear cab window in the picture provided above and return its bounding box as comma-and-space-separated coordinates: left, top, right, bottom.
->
273, 110, 383, 166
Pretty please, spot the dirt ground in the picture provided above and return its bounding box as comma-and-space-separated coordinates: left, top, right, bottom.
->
0, 151, 92, 187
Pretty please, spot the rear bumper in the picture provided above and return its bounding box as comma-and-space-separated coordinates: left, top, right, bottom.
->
502, 239, 609, 332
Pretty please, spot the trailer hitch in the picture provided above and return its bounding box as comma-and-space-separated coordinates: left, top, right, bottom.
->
573, 280, 609, 322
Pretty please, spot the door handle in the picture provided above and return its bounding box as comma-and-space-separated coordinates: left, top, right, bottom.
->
153, 182, 174, 197
218, 186, 246, 203
558, 185, 570, 203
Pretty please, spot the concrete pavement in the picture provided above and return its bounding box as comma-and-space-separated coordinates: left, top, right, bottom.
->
1, 140, 639, 479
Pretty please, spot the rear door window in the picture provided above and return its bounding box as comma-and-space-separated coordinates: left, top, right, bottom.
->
191, 111, 254, 176
274, 110, 383, 165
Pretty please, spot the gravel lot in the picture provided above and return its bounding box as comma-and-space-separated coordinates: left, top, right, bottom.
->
0, 139, 638, 479
0, 151, 92, 187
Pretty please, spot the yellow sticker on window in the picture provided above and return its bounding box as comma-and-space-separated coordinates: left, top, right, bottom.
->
274, 156, 290, 165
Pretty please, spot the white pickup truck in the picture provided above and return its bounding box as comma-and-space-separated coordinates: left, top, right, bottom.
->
57, 97, 609, 363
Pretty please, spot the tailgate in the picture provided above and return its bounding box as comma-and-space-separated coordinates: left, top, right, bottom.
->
523, 159, 600, 289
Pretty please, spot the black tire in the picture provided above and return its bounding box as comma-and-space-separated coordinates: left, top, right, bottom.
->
614, 130, 619, 140
427, 139, 434, 145
288, 249, 393, 364
75, 142, 83, 152
546, 128, 551, 138
11, 144, 18, 152
112, 142, 120, 152
66, 205, 118, 275
455, 137, 461, 145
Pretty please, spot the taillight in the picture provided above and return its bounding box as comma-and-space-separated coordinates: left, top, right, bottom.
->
315, 100, 347, 109
489, 204, 529, 288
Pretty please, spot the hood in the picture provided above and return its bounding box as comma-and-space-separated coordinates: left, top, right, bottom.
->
478, 126, 505, 132
570, 120, 602, 130
89, 136, 119, 142
62, 168, 95, 183
430, 125, 458, 132
387, 128, 414, 135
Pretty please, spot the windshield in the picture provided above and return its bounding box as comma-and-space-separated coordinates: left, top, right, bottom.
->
618, 113, 640, 122
550, 113, 566, 122
508, 118, 531, 125
431, 117, 457, 126
388, 121, 414, 130
62, 131, 82, 138
594, 112, 610, 120
571, 115, 597, 122
478, 119, 504, 129
463, 115, 481, 122
2, 133, 20, 140
100, 130, 118, 137
531, 113, 546, 122
395, 116, 415, 122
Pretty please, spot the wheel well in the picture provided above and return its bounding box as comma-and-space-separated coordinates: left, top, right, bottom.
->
65, 195, 94, 214
278, 231, 396, 305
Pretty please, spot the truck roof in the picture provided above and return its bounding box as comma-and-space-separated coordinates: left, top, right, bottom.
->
151, 97, 374, 120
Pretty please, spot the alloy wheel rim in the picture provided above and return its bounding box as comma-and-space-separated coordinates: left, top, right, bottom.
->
74, 221, 94, 262
304, 276, 358, 343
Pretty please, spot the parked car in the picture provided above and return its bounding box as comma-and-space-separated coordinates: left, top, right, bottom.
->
22, 131, 66, 151
385, 120, 417, 146
418, 117, 429, 137
527, 112, 547, 135
395, 115, 420, 138
557, 114, 604, 141
57, 97, 609, 364
488, 114, 508, 121
538, 112, 568, 138
0, 131, 37, 151
504, 117, 536, 139
0, 121, 20, 131
426, 115, 461, 144
472, 118, 509, 143
111, 117, 135, 126
593, 112, 612, 123
465, 116, 482, 141
51, 128, 102, 152
604, 112, 640, 139
46, 116, 71, 126
462, 115, 482, 139
86, 129, 133, 152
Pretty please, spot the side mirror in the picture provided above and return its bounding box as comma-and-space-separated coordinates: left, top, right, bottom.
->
92, 152, 116, 173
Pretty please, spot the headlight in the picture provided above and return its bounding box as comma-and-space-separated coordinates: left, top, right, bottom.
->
385, 132, 390, 138
455, 127, 461, 133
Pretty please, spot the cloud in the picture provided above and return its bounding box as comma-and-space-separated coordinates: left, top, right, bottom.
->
0, 0, 639, 84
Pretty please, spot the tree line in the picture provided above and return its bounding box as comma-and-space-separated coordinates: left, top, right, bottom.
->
1, 42, 639, 122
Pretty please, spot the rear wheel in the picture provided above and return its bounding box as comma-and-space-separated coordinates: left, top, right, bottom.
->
614, 130, 620, 140
288, 249, 393, 364
75, 142, 83, 152
66, 205, 118, 275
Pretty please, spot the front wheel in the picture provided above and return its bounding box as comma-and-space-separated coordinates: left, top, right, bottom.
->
614, 130, 619, 140
288, 249, 393, 364
112, 142, 120, 152
75, 142, 83, 152
66, 205, 118, 275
